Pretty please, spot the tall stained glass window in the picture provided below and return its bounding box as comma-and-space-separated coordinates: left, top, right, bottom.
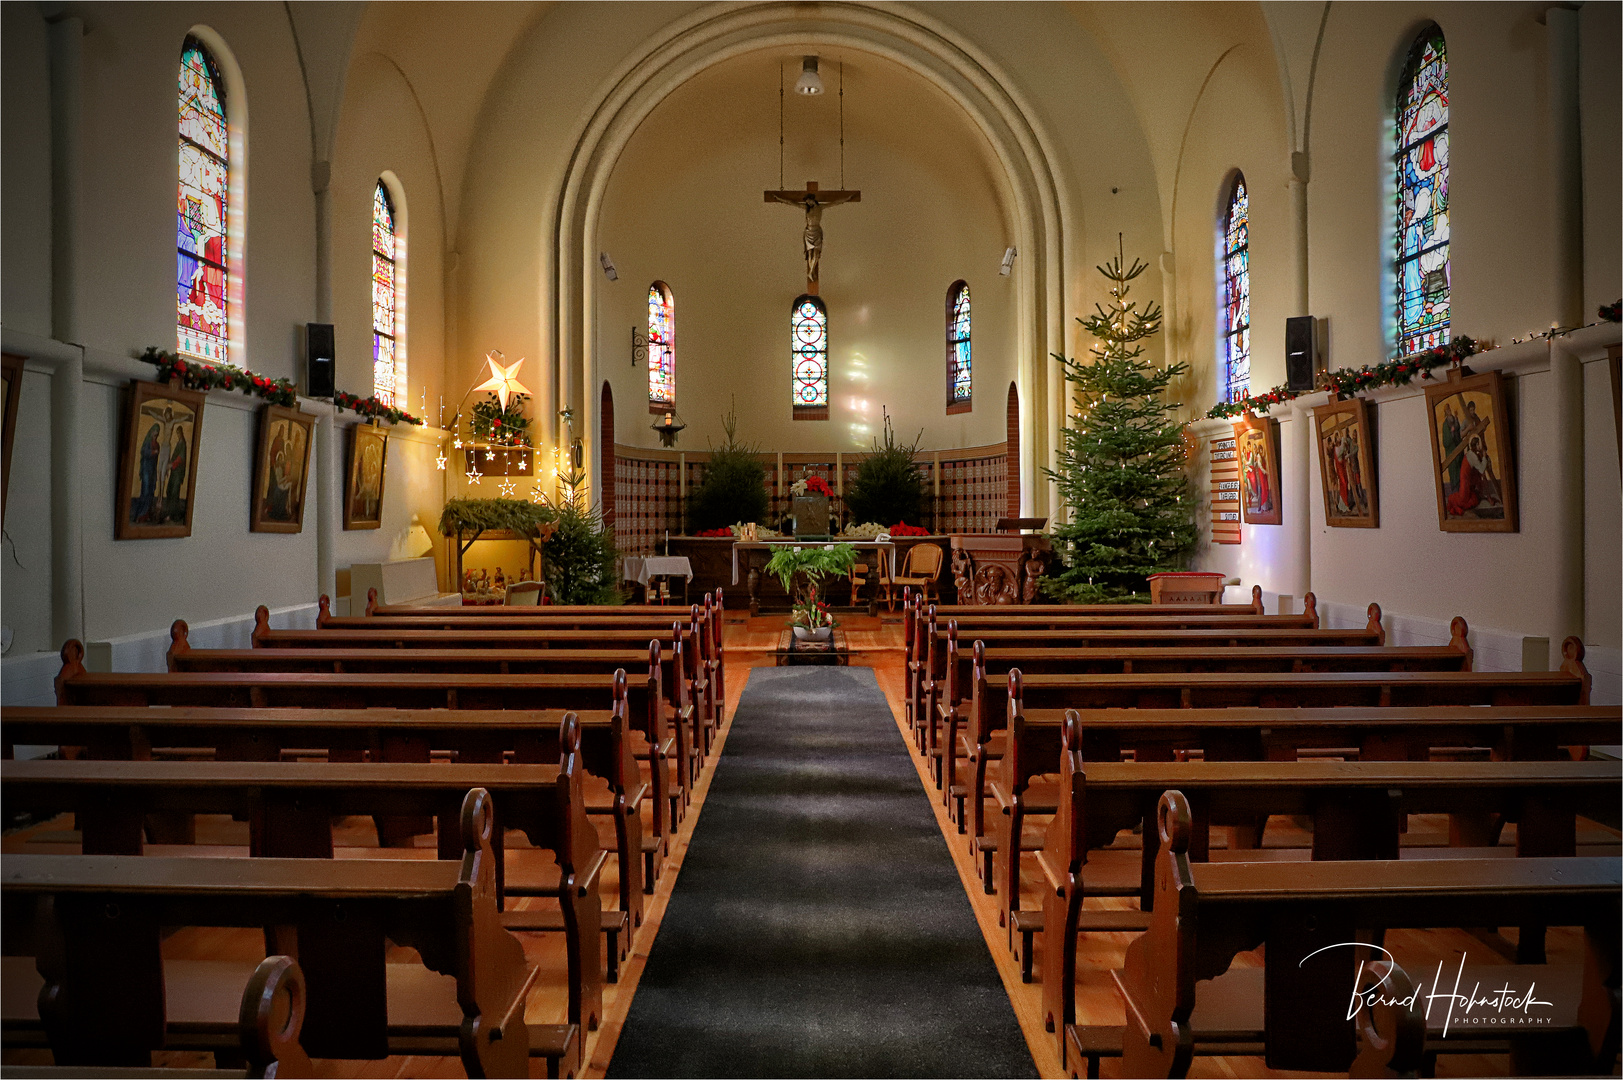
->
648, 282, 675, 411
791, 294, 828, 418
1220, 175, 1250, 404
1394, 25, 1449, 356
177, 38, 229, 363
947, 281, 972, 411
372, 182, 400, 405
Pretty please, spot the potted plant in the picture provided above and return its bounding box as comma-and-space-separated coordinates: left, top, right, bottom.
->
686, 399, 769, 533
763, 543, 857, 640
845, 409, 928, 531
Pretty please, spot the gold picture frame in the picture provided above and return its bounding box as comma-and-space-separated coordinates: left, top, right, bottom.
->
1232, 413, 1282, 526
344, 423, 388, 530
1313, 397, 1378, 528
116, 379, 207, 540
1423, 367, 1517, 533
250, 405, 314, 533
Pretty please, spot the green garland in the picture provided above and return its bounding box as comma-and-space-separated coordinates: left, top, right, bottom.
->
438, 497, 556, 537
141, 348, 424, 425
1204, 336, 1478, 419
471, 392, 531, 446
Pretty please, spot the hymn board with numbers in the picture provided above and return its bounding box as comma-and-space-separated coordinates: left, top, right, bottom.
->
1209, 435, 1242, 544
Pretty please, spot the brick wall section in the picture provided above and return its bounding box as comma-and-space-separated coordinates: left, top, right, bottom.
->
1005, 381, 1020, 518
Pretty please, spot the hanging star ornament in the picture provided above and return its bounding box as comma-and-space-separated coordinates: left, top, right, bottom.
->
474, 351, 530, 411
466, 468, 482, 486
499, 479, 517, 498
435, 452, 447, 470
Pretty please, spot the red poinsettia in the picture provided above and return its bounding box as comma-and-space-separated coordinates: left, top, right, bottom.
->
804, 475, 833, 497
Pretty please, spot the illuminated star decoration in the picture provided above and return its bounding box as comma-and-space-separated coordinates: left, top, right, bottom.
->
474, 351, 531, 411
435, 452, 447, 470
518, 455, 528, 471
466, 467, 482, 486
499, 479, 517, 498
453, 437, 463, 449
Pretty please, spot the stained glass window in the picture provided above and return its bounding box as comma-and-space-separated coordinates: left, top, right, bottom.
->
1220, 175, 1250, 404
947, 281, 972, 408
177, 38, 228, 363
372, 182, 399, 405
648, 282, 674, 410
1394, 25, 1449, 356
791, 295, 828, 414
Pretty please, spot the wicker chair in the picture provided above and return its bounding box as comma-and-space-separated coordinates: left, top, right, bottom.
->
882, 543, 943, 611
504, 580, 545, 606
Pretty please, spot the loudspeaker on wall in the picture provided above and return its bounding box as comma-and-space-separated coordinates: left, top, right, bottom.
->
1285, 315, 1320, 391
306, 323, 335, 398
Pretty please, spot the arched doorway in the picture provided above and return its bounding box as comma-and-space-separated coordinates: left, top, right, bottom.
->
1006, 381, 1020, 518
600, 381, 615, 526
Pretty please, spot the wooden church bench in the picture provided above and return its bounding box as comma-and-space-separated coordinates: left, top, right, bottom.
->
920, 616, 1468, 787
953, 658, 1602, 897
53, 646, 681, 878
1102, 790, 1621, 1079
0, 954, 310, 1079
910, 603, 1390, 738
0, 789, 574, 1078
991, 705, 1621, 970
327, 589, 729, 731
3, 702, 653, 931
1033, 712, 1623, 1044
175, 623, 705, 821
3, 714, 606, 1031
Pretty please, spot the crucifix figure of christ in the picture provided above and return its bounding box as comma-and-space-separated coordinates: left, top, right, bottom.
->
764, 180, 861, 294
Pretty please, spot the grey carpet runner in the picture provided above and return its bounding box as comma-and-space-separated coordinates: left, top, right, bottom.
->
607, 665, 1038, 1078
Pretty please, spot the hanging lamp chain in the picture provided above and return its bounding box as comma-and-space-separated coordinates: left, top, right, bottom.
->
839, 60, 845, 189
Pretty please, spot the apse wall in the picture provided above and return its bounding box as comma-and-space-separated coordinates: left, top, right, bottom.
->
595, 49, 1016, 453
0, 2, 449, 691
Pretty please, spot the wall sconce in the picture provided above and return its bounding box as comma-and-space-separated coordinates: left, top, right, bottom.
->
631, 326, 647, 366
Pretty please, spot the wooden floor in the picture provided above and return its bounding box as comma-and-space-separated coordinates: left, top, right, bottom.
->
3, 612, 1610, 1078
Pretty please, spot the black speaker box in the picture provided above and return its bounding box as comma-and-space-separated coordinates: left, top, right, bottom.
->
1285, 315, 1318, 391
306, 323, 335, 398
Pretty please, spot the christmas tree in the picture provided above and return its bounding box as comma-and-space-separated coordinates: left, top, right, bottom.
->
1043, 239, 1197, 603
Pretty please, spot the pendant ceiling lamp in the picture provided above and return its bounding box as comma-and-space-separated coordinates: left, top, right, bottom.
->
795, 55, 824, 95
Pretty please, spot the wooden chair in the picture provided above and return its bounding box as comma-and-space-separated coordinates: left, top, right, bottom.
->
506, 580, 545, 606
883, 542, 943, 611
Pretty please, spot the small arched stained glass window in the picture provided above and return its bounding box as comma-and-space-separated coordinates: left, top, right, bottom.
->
1220, 176, 1250, 404
1394, 25, 1449, 356
371, 183, 400, 405
648, 282, 675, 410
177, 37, 229, 363
947, 281, 971, 410
791, 295, 828, 416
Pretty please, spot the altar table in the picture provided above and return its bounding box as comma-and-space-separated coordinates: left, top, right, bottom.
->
731, 541, 896, 617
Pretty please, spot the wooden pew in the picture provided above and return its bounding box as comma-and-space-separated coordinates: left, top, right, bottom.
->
911, 601, 1392, 740
2, 703, 652, 934
1031, 712, 1623, 1046
175, 622, 705, 820
53, 644, 681, 882
3, 714, 606, 1033
0, 955, 311, 1078
923, 617, 1471, 795
326, 589, 730, 732
901, 593, 1325, 737
262, 602, 723, 743
2, 789, 574, 1078
1106, 790, 1621, 1078
959, 653, 1597, 904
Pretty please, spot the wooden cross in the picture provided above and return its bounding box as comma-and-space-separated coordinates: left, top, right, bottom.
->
764, 180, 861, 294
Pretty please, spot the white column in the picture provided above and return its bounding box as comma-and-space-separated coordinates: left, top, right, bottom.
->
50, 353, 84, 648
1287, 153, 1313, 599
314, 407, 338, 604
1549, 339, 1584, 663
1546, 6, 1583, 328
47, 14, 82, 343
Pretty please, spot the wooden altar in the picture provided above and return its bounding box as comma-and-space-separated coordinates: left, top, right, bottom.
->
948, 533, 1052, 605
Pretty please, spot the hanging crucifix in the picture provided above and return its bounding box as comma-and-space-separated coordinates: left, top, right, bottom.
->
764, 181, 860, 294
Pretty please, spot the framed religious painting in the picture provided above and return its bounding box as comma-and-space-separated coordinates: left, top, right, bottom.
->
250, 405, 314, 533
1424, 367, 1517, 532
115, 379, 207, 540
344, 423, 387, 530
1312, 397, 1379, 528
1, 353, 24, 522
1232, 413, 1282, 526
